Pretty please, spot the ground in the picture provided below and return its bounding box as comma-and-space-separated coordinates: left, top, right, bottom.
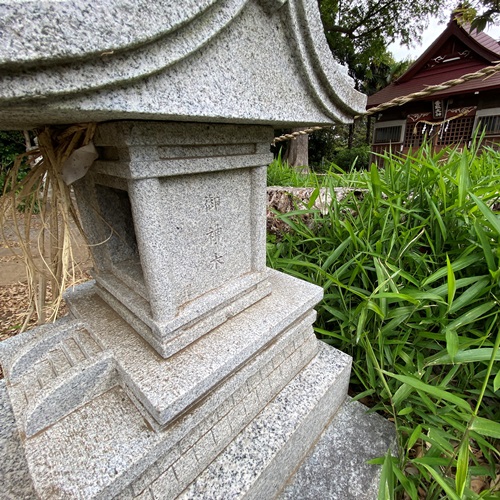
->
0, 212, 92, 376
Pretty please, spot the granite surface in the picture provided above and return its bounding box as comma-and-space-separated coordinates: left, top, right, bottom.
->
2, 319, 118, 438
179, 342, 351, 499
72, 122, 273, 358
0, 271, 324, 498
280, 398, 397, 499
0, 380, 36, 500
130, 322, 320, 499
0, 0, 366, 129
65, 270, 323, 426
0, 0, 218, 65
91, 121, 274, 179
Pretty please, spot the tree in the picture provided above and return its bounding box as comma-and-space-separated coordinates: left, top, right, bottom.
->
283, 128, 309, 172
319, 0, 449, 89
455, 1, 500, 31
286, 0, 497, 168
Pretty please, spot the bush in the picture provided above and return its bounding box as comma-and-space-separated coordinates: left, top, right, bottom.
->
267, 143, 500, 499
331, 144, 370, 171
267, 153, 319, 187
0, 130, 29, 193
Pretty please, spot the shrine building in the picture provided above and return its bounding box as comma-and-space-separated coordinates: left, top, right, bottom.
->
367, 14, 500, 162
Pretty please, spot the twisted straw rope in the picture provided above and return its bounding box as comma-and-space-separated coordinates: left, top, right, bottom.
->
272, 62, 500, 145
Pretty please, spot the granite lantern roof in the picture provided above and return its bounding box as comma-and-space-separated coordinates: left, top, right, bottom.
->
0, 0, 366, 130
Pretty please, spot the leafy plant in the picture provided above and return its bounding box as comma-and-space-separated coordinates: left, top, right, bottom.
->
267, 152, 319, 187
0, 130, 30, 193
331, 144, 371, 171
267, 143, 500, 498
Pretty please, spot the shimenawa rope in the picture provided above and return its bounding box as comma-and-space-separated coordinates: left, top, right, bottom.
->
271, 62, 500, 145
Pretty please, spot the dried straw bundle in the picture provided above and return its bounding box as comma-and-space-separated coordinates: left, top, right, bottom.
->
0, 123, 96, 329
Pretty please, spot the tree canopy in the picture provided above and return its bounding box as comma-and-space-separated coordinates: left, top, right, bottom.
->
319, 0, 499, 92
455, 0, 500, 31
319, 0, 452, 90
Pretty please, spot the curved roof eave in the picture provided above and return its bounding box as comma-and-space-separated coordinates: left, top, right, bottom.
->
0, 0, 366, 129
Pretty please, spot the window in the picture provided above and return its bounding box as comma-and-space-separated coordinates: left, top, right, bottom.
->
474, 108, 500, 137
436, 117, 474, 146
404, 122, 425, 148
478, 115, 500, 135
373, 120, 405, 144
374, 126, 402, 143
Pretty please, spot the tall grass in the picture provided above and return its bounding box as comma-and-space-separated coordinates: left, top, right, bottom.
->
267, 151, 319, 187
267, 143, 500, 499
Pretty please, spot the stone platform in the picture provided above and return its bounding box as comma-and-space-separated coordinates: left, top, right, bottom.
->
0, 380, 395, 499
0, 270, 395, 499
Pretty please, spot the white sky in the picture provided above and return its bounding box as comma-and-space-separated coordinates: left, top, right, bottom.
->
388, 13, 500, 61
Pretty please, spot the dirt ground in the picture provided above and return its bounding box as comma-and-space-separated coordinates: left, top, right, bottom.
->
0, 212, 92, 346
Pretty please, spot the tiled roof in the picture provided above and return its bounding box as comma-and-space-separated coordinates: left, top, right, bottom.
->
469, 28, 500, 56
367, 18, 500, 108
368, 62, 500, 106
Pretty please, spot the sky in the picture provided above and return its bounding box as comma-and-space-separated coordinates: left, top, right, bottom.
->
388, 14, 500, 61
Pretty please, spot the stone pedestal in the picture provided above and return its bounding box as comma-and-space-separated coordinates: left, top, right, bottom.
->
0, 121, 373, 498
0, 1, 395, 497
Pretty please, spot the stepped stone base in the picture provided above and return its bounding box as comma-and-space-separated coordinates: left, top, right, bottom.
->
0, 382, 396, 500
280, 397, 397, 499
0, 270, 395, 499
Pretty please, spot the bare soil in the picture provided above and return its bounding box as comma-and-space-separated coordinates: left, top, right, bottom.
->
0, 212, 92, 377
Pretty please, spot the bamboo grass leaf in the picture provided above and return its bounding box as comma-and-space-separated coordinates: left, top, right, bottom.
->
366, 300, 385, 320
422, 255, 481, 287
457, 151, 470, 208
474, 220, 497, 272
419, 464, 461, 500
446, 254, 456, 311
382, 372, 471, 411
321, 237, 351, 270
307, 187, 320, 209
370, 163, 382, 202
356, 304, 368, 343
471, 193, 500, 236
377, 451, 394, 500
425, 348, 500, 366
446, 302, 496, 331
448, 278, 489, 315
425, 190, 447, 241
455, 438, 469, 498
393, 382, 413, 406
445, 328, 459, 362
494, 370, 500, 393
413, 457, 452, 466
470, 416, 500, 439
407, 424, 422, 452
397, 406, 413, 415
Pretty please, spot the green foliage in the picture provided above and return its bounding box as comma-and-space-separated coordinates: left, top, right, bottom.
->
308, 129, 340, 167
0, 130, 28, 193
331, 145, 370, 171
309, 120, 371, 170
267, 154, 319, 187
319, 0, 440, 91
455, 2, 500, 32
267, 144, 500, 498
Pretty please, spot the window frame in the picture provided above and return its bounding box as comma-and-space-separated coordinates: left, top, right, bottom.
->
473, 107, 500, 136
372, 120, 406, 144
